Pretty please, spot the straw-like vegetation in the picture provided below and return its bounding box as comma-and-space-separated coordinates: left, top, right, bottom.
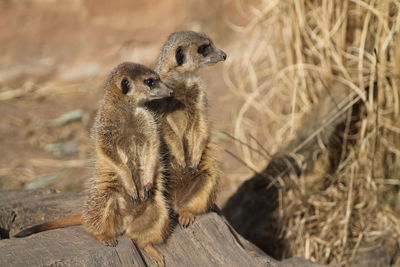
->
225, 0, 400, 265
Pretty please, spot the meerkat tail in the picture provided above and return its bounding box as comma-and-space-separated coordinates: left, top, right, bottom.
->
14, 214, 82, 238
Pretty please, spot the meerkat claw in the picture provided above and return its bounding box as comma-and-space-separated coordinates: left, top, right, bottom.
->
102, 238, 119, 247
188, 163, 198, 171
179, 211, 195, 228
180, 164, 188, 171
130, 194, 140, 204
126, 188, 140, 203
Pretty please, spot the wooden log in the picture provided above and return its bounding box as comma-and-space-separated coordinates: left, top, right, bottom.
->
0, 189, 323, 267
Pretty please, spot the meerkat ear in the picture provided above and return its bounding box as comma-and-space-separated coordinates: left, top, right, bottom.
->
175, 46, 185, 66
120, 77, 131, 94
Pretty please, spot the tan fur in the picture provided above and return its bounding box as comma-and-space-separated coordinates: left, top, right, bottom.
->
147, 31, 226, 227
12, 63, 169, 266
14, 64, 172, 266
81, 62, 171, 266
13, 214, 82, 238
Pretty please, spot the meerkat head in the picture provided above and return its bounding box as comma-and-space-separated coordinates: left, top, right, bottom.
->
156, 31, 227, 76
106, 62, 173, 105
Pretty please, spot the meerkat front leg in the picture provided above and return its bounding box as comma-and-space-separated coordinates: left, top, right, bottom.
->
139, 138, 160, 200
97, 141, 139, 203
117, 165, 139, 202
164, 117, 186, 168
186, 117, 209, 170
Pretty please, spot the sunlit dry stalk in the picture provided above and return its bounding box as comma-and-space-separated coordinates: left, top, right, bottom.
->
226, 0, 400, 265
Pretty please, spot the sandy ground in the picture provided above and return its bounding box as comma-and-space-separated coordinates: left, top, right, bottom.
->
0, 0, 257, 206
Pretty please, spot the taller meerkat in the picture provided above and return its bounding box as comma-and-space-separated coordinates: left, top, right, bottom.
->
148, 31, 226, 227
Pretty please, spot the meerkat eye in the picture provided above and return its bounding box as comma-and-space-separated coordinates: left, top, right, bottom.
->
144, 78, 156, 88
198, 43, 211, 56
175, 46, 185, 66
121, 78, 131, 94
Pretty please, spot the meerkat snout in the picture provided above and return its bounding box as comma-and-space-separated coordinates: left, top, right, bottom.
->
148, 81, 173, 100
197, 42, 227, 66
220, 50, 227, 61
164, 86, 173, 97
209, 48, 227, 62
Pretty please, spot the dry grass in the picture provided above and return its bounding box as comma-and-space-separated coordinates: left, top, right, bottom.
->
225, 0, 400, 265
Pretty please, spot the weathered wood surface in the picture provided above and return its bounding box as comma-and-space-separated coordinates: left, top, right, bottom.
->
0, 189, 324, 267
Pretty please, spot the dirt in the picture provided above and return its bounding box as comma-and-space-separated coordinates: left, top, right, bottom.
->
0, 0, 258, 206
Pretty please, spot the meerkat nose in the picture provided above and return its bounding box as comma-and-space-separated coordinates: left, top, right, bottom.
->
168, 88, 173, 96
221, 51, 227, 61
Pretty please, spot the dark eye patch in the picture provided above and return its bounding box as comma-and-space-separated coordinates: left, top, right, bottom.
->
143, 78, 157, 88
176, 46, 185, 66
198, 43, 211, 56
121, 78, 131, 94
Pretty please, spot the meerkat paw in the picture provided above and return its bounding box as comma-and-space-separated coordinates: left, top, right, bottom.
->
143, 182, 154, 200
178, 211, 196, 228
173, 156, 187, 171
181, 163, 197, 173
96, 234, 119, 247
103, 238, 118, 247
188, 156, 202, 171
142, 245, 165, 267
127, 188, 140, 204
179, 163, 188, 172
188, 162, 199, 171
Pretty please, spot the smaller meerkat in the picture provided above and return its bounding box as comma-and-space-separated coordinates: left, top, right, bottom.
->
15, 62, 172, 266
147, 31, 226, 227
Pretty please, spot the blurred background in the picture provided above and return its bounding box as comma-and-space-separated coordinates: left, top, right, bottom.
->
1, 0, 399, 266
0, 0, 251, 197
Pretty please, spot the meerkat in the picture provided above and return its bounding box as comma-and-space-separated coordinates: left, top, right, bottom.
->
15, 62, 171, 266
146, 31, 226, 227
